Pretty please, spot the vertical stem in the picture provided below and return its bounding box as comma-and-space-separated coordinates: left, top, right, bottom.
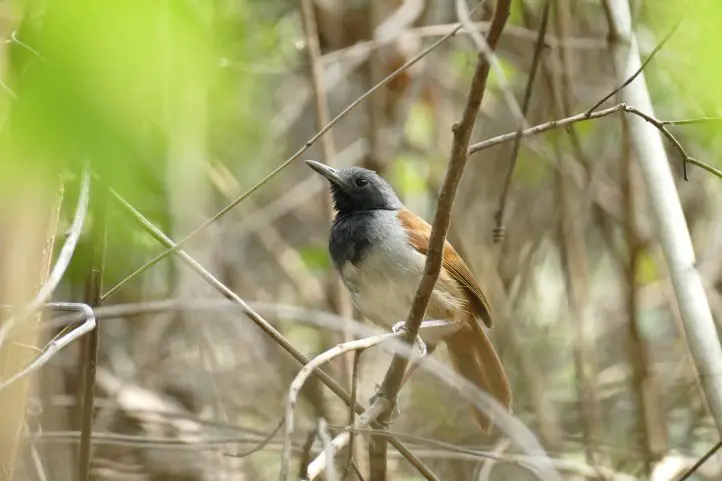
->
77, 183, 107, 481
299, 0, 355, 420
556, 169, 599, 466
363, 0, 386, 173
604, 0, 722, 434
369, 1, 512, 479
545, 0, 601, 464
621, 121, 667, 475
555, 145, 601, 468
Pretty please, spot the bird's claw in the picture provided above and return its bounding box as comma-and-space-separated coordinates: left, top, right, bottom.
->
390, 321, 407, 335
391, 321, 427, 358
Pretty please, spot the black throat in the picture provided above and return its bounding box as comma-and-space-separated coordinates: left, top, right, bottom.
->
329, 210, 386, 268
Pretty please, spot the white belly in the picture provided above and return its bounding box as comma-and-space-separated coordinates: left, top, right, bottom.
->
338, 212, 466, 329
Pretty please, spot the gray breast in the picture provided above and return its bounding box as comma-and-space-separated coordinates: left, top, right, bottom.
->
329, 210, 428, 327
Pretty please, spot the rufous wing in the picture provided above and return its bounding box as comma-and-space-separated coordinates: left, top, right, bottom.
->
396, 208, 494, 327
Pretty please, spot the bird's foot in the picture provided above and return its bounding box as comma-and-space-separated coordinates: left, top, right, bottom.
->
390, 321, 427, 358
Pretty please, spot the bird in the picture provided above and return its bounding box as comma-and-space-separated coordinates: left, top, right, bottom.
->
305, 159, 512, 433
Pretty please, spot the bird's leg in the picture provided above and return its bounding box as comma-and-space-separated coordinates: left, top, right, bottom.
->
369, 320, 455, 420
401, 342, 438, 386
391, 320, 427, 357
366, 321, 425, 421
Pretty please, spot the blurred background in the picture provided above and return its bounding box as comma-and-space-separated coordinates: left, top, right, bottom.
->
0, 0, 721, 480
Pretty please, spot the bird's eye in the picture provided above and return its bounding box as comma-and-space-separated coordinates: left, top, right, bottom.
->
355, 178, 368, 188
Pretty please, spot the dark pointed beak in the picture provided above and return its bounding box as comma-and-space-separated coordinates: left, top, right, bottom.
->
304, 160, 345, 188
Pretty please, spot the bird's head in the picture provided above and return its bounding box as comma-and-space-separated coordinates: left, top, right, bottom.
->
305, 160, 403, 216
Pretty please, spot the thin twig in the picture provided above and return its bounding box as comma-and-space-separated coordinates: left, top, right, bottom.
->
317, 419, 338, 481
224, 417, 284, 458
320, 22, 605, 70
467, 102, 722, 181
492, 0, 550, 242
677, 440, 722, 481
25, 422, 50, 481
476, 437, 512, 481
456, 0, 530, 133
101, 19, 472, 301
555, 141, 600, 468
369, 2, 512, 480
0, 166, 90, 351
298, 428, 318, 481
586, 19, 682, 114
308, 402, 390, 481
106, 188, 439, 481
302, 321, 449, 480
342, 350, 364, 479
547, 0, 604, 470
662, 117, 722, 125
687, 157, 722, 179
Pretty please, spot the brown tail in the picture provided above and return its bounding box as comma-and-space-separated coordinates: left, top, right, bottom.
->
445, 318, 512, 433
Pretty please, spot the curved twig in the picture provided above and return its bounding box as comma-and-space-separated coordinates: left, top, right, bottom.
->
0, 303, 95, 392
0, 166, 90, 351
280, 333, 398, 480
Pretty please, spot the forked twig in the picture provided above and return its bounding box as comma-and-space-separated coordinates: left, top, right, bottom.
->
586, 18, 682, 114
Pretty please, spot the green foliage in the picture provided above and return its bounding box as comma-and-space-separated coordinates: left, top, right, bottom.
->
450, 48, 476, 81
511, 148, 549, 186
0, 0, 286, 195
3, 0, 213, 188
635, 249, 659, 285
643, 0, 722, 169
404, 102, 434, 150
0, 0, 287, 291
390, 154, 428, 199
297, 244, 331, 273
486, 55, 519, 92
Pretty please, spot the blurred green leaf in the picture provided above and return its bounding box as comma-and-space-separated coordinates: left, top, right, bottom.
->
404, 102, 434, 149
390, 154, 427, 199
635, 249, 659, 285
298, 244, 331, 273
511, 148, 548, 186
451, 48, 475, 80
644, 0, 722, 169
487, 55, 518, 92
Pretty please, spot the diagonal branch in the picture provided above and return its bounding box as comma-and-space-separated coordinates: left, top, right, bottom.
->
368, 1, 512, 479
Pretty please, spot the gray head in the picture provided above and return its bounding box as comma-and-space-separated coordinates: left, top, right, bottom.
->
305, 160, 403, 216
